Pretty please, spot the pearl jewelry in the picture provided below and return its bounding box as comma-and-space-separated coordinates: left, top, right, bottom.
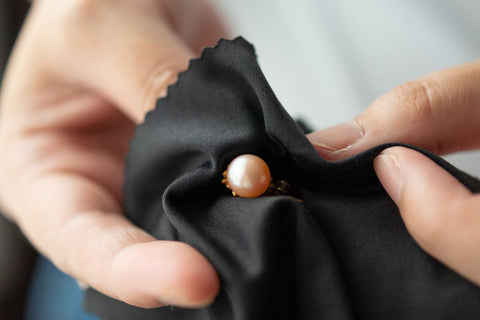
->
224, 154, 271, 198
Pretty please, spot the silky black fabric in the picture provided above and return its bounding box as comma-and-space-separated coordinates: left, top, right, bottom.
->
84, 37, 480, 320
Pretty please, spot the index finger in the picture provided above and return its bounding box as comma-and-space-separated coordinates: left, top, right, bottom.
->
308, 61, 480, 160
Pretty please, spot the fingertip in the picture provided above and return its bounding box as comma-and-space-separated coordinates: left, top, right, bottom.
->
374, 149, 480, 287
374, 147, 471, 251
110, 241, 219, 308
156, 241, 220, 308
373, 147, 406, 203
374, 146, 470, 207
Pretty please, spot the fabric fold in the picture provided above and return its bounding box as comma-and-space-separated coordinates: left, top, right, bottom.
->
84, 37, 480, 320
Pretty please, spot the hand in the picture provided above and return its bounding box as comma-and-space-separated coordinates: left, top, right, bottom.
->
0, 0, 225, 308
308, 61, 480, 285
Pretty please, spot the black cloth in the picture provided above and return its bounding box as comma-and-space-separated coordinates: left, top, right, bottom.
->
84, 37, 480, 319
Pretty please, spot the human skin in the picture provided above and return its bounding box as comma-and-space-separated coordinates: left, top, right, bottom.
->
0, 0, 225, 308
308, 62, 480, 286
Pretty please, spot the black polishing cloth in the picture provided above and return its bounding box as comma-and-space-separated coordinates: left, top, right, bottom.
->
84, 37, 480, 319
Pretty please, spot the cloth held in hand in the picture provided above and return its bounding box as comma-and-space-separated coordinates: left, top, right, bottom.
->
84, 37, 480, 320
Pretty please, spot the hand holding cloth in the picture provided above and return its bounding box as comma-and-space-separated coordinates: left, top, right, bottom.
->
84, 37, 480, 319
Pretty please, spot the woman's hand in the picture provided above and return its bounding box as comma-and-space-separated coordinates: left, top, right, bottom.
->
0, 0, 225, 308
308, 61, 480, 285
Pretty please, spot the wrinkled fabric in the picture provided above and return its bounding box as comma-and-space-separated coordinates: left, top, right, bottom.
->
84, 37, 480, 320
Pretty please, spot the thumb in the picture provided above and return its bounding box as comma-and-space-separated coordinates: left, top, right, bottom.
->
37, 0, 207, 122
308, 61, 480, 160
374, 146, 480, 285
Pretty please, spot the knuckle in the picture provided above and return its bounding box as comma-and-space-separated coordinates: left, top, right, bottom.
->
359, 79, 440, 145
383, 80, 436, 122
60, 0, 114, 33
48, 0, 112, 51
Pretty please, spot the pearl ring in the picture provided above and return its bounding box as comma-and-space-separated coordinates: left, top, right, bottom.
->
222, 154, 302, 202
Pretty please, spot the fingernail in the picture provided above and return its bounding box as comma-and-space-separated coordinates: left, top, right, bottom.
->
374, 151, 404, 203
308, 121, 363, 157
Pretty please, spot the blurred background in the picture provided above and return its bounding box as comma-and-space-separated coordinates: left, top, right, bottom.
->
212, 0, 480, 177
